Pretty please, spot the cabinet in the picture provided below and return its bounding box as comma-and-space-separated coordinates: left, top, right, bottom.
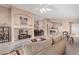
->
18, 29, 31, 39
0, 26, 10, 43
34, 20, 44, 36
12, 14, 34, 41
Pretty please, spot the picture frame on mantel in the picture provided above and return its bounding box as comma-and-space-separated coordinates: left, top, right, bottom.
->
20, 16, 28, 25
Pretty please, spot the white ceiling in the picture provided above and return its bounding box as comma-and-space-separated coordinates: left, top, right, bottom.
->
1, 4, 79, 22
11, 4, 79, 17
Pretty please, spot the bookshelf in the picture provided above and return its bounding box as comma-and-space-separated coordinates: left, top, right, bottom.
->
0, 26, 10, 43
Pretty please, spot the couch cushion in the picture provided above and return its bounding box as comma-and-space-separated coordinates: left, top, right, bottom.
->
23, 39, 52, 55
31, 39, 37, 42
23, 44, 33, 55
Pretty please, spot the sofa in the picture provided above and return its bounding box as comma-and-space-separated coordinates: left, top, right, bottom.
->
22, 37, 66, 55
4, 35, 66, 55
22, 38, 52, 55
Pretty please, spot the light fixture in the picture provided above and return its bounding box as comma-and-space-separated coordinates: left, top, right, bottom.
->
34, 5, 52, 14
34, 8, 52, 14
40, 8, 52, 13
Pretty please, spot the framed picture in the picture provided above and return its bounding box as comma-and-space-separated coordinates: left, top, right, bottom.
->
20, 16, 28, 25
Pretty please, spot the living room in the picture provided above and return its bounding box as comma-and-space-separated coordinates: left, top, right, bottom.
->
0, 4, 79, 55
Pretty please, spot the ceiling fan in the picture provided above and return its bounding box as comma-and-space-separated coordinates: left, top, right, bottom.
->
34, 4, 52, 14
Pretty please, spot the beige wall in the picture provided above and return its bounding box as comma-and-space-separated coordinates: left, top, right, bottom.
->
0, 6, 11, 26
11, 7, 34, 26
